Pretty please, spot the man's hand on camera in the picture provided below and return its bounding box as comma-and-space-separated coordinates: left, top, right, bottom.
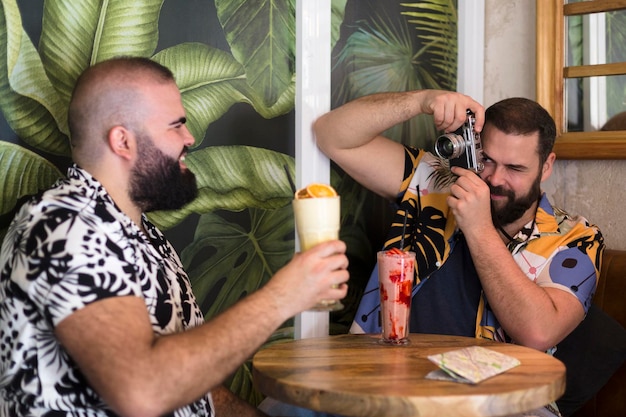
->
447, 166, 493, 238
418, 90, 485, 134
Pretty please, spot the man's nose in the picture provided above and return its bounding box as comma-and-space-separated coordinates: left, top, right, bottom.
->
487, 165, 506, 186
183, 125, 195, 147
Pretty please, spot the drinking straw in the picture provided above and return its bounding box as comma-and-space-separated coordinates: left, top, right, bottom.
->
400, 211, 408, 251
283, 164, 297, 194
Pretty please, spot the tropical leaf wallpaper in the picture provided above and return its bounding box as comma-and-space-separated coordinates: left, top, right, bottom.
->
0, 0, 458, 406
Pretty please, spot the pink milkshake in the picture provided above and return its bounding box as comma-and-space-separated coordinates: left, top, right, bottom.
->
377, 249, 415, 345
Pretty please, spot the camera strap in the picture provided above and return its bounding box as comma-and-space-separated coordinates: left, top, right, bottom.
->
495, 223, 515, 243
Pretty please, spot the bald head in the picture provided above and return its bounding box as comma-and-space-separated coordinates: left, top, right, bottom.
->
68, 57, 176, 164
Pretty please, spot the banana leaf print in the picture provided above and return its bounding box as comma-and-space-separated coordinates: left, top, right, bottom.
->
39, 0, 163, 105
0, 0, 69, 156
152, 43, 296, 144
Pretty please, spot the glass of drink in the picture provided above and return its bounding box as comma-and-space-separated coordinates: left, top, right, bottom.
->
377, 249, 415, 345
293, 183, 343, 311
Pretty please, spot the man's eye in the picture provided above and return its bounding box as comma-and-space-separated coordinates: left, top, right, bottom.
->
171, 117, 187, 129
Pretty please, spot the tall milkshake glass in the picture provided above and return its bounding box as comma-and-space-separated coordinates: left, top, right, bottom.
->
293, 184, 343, 311
377, 249, 415, 345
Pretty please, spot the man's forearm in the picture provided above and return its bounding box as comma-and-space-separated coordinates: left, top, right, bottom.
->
62, 287, 289, 417
148, 285, 292, 410
314, 91, 425, 152
314, 91, 424, 200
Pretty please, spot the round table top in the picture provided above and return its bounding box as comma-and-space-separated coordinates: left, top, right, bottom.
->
252, 333, 566, 417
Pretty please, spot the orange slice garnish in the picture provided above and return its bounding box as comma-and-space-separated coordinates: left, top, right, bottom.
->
295, 187, 310, 199
305, 183, 337, 198
295, 183, 338, 199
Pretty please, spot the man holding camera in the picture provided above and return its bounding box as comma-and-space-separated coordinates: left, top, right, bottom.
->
261, 90, 604, 417
312, 90, 604, 417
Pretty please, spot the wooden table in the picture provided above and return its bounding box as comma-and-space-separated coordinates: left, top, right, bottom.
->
252, 333, 566, 417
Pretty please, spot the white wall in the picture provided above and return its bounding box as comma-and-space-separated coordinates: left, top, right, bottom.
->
484, 0, 626, 250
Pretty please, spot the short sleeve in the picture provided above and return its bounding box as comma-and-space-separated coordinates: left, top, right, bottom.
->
517, 203, 604, 315
537, 246, 598, 313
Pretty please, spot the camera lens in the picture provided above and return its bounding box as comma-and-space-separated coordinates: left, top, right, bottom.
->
437, 138, 455, 157
434, 133, 464, 159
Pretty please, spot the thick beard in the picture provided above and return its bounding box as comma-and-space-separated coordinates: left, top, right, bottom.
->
130, 133, 198, 212
489, 175, 541, 227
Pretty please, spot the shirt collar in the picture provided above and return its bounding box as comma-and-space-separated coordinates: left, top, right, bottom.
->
507, 193, 558, 251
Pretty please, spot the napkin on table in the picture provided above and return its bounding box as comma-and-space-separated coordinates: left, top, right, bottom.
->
425, 345, 521, 384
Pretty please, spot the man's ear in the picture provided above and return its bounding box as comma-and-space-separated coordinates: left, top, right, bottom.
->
541, 151, 556, 181
108, 126, 134, 160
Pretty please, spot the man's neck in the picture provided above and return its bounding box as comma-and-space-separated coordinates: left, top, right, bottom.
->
497, 203, 539, 244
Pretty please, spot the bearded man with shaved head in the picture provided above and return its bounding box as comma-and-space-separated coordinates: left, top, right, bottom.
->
0, 57, 349, 417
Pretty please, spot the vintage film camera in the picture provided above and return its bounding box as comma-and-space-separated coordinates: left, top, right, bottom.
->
434, 110, 484, 173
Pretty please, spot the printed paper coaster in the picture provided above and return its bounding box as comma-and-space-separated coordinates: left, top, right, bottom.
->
425, 345, 521, 384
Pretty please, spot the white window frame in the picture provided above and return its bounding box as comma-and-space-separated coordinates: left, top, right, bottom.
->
582, 12, 607, 130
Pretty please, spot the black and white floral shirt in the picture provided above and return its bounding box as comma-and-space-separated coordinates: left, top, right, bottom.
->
0, 165, 213, 417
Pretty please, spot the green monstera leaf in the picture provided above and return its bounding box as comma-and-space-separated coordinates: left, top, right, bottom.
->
148, 146, 294, 230
181, 168, 373, 325
153, 43, 295, 145
225, 361, 265, 408
183, 172, 374, 403
0, 141, 63, 240
182, 205, 294, 319
182, 205, 298, 406
39, 0, 164, 105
